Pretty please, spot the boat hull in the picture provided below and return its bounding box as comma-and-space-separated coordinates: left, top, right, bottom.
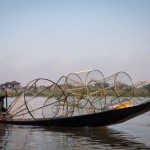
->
1, 101, 150, 127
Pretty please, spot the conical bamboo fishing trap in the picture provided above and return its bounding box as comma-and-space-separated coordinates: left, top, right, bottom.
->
7, 70, 150, 121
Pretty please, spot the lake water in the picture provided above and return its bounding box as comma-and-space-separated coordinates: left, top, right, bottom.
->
0, 98, 150, 150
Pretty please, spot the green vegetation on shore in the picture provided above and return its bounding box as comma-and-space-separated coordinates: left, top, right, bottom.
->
0, 90, 150, 98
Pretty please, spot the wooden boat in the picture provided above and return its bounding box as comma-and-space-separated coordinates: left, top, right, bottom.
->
1, 100, 150, 127
1, 71, 150, 127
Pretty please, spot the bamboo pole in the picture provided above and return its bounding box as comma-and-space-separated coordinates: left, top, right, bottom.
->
5, 90, 8, 116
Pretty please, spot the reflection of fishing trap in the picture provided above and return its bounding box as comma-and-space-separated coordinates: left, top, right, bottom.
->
6, 70, 150, 121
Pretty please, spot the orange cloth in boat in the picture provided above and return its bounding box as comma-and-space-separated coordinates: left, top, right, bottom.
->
114, 101, 132, 109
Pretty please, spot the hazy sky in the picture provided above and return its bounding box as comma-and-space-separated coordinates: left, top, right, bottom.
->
0, 0, 150, 86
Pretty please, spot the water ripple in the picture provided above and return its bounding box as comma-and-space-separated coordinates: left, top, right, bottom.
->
0, 119, 150, 150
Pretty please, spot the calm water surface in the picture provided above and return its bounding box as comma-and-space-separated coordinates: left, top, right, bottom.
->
0, 98, 150, 150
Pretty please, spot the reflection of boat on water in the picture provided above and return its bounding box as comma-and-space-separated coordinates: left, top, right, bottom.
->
1, 124, 149, 150
0, 70, 150, 127
0, 124, 10, 149
0, 124, 6, 138
39, 126, 149, 149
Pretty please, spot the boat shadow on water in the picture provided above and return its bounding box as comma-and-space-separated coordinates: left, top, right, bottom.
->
0, 124, 10, 150
0, 124, 150, 150
44, 126, 150, 149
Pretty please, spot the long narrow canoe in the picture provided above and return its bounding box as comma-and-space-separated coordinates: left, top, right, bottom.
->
1, 101, 150, 127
